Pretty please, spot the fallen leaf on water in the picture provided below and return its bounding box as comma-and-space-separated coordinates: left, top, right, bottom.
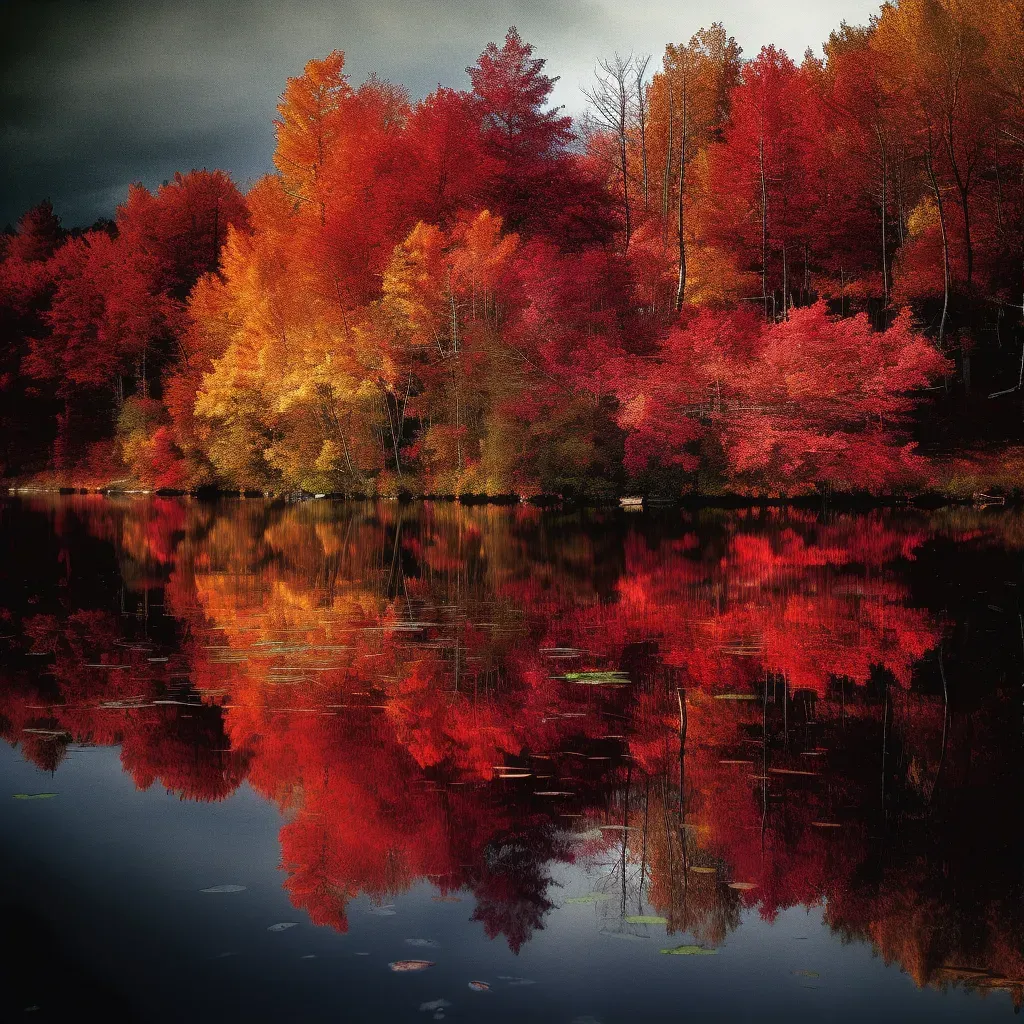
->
267, 922, 297, 932
406, 938, 439, 948
13, 793, 57, 800
728, 882, 757, 891
625, 915, 668, 925
792, 969, 820, 978
660, 945, 718, 955
390, 960, 435, 972
468, 980, 490, 992
565, 893, 612, 904
200, 884, 246, 893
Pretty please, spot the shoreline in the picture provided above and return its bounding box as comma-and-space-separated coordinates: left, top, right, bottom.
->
3, 482, 1014, 511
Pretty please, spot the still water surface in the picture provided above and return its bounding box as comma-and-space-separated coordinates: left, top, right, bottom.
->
1, 496, 1022, 1022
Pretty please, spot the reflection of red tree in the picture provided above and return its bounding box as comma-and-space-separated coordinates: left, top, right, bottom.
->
3, 498, 1023, 989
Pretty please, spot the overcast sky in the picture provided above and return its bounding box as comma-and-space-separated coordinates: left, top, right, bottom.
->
1, 0, 882, 228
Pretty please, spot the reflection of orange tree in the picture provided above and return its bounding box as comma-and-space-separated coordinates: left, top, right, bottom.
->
4, 498, 1024, 980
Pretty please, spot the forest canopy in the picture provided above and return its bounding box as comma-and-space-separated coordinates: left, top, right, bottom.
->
4, 3, 1024, 499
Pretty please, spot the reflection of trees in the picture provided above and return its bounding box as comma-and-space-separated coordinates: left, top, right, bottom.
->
1, 497, 1023, 992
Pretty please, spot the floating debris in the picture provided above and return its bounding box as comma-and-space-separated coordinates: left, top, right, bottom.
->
267, 922, 297, 932
405, 938, 440, 948
468, 980, 490, 992
566, 829, 604, 842
625, 915, 668, 925
13, 793, 57, 800
660, 944, 718, 955
200, 884, 246, 893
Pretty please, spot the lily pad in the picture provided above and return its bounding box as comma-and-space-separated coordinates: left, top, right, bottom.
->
562, 671, 630, 686
660, 944, 718, 955
13, 793, 57, 800
390, 960, 435, 972
625, 915, 668, 925
565, 893, 613, 904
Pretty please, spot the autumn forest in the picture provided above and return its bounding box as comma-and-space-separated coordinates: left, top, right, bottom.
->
4, 2, 1024, 499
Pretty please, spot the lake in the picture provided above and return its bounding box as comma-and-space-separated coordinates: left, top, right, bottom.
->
1, 495, 1021, 1022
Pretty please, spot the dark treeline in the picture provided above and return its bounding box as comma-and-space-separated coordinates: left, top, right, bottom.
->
4, 2, 1024, 498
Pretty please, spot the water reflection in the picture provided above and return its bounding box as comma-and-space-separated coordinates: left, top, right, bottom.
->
1, 497, 1023, 1008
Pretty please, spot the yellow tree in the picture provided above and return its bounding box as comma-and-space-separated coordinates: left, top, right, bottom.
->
381, 210, 520, 492
192, 178, 380, 492
647, 24, 742, 310
874, 0, 1002, 339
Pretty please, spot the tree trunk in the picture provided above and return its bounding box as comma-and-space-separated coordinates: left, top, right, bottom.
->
877, 128, 889, 311
662, 95, 674, 244
781, 243, 788, 321
620, 132, 631, 250
759, 135, 769, 318
674, 89, 689, 312
925, 146, 951, 345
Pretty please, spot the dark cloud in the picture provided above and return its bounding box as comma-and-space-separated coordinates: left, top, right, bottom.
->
1, 0, 880, 228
